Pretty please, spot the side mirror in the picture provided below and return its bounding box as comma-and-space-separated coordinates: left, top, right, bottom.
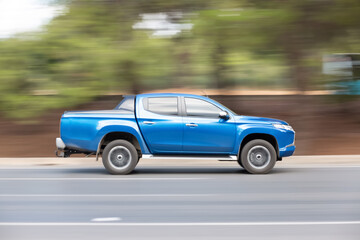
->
219, 111, 229, 120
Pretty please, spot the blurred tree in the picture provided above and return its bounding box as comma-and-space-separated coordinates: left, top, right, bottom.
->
0, 0, 360, 119
247, 0, 360, 91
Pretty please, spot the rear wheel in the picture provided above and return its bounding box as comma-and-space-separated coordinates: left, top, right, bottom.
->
240, 139, 276, 174
102, 140, 138, 175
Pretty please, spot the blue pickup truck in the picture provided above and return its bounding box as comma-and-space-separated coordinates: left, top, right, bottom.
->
56, 93, 295, 174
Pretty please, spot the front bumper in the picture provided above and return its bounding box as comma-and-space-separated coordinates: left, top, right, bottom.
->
279, 144, 296, 157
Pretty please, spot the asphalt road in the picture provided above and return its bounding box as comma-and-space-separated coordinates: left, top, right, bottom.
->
0, 164, 360, 239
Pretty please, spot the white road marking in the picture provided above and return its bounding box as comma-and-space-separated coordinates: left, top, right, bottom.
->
276, 165, 360, 168
0, 221, 359, 226
0, 177, 207, 181
0, 194, 214, 197
91, 217, 122, 222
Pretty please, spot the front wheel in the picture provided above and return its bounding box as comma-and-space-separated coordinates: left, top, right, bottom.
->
102, 140, 138, 175
237, 160, 244, 168
240, 139, 276, 174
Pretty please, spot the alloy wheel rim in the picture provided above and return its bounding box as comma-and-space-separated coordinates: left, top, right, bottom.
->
108, 146, 132, 170
247, 145, 271, 169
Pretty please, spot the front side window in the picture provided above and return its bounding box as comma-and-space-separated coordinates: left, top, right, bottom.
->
144, 97, 178, 116
185, 98, 222, 118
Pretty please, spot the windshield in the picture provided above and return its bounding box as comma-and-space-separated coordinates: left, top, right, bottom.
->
209, 98, 237, 115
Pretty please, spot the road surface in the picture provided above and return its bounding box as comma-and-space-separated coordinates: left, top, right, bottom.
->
0, 162, 360, 239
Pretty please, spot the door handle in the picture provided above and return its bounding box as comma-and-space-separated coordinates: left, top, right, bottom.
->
143, 121, 155, 125
186, 123, 198, 127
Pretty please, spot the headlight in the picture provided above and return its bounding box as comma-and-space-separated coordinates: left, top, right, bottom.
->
273, 123, 294, 131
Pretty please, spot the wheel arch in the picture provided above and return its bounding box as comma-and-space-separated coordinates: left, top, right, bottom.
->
238, 133, 280, 160
96, 132, 142, 160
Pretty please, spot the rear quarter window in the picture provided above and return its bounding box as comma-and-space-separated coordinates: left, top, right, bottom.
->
115, 96, 135, 112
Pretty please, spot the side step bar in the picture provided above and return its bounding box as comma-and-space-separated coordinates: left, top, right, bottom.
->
141, 154, 238, 161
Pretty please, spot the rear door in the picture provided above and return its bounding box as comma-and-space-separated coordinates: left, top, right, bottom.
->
182, 97, 236, 154
137, 96, 183, 154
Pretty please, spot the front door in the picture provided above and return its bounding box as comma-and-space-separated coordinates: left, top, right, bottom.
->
182, 97, 236, 154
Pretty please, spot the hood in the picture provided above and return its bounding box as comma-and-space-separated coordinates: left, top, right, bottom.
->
234, 115, 288, 125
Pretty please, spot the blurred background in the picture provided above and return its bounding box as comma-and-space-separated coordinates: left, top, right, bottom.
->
0, 0, 359, 157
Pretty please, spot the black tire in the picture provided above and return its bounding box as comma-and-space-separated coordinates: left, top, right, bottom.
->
102, 140, 138, 175
240, 139, 276, 174
237, 160, 244, 168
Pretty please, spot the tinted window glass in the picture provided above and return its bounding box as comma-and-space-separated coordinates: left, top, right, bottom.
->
185, 98, 221, 118
115, 97, 134, 112
145, 97, 178, 115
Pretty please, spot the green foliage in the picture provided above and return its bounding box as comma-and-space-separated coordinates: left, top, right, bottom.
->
0, 0, 360, 119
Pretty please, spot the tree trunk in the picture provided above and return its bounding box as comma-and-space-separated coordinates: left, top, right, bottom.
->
122, 60, 141, 94
212, 42, 227, 89
282, 32, 309, 92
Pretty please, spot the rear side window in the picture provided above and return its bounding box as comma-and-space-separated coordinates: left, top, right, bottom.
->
115, 96, 134, 112
143, 97, 178, 116
185, 97, 221, 118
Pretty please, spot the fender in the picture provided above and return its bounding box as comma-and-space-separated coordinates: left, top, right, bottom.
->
93, 119, 150, 160
233, 123, 280, 155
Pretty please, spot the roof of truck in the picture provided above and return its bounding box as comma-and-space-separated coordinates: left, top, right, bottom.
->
137, 93, 210, 99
